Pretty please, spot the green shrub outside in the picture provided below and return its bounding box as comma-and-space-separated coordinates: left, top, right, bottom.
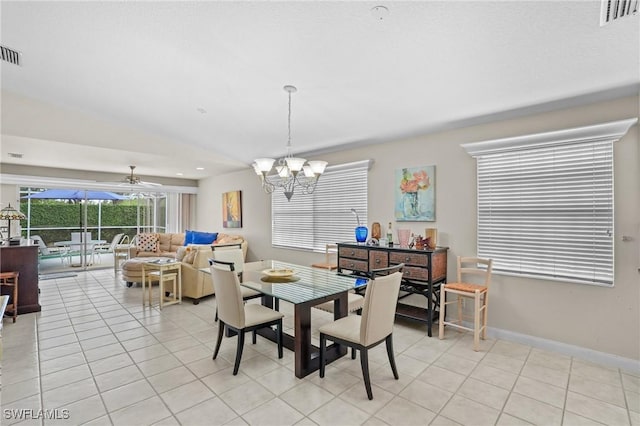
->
19, 202, 148, 245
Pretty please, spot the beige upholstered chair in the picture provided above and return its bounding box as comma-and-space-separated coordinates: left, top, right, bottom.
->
211, 244, 262, 321
438, 257, 493, 351
210, 259, 284, 375
318, 264, 404, 400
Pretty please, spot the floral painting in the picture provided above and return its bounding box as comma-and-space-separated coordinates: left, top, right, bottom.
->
223, 190, 242, 228
395, 166, 435, 221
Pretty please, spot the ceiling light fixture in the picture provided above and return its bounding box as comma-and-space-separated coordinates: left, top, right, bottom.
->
252, 85, 328, 201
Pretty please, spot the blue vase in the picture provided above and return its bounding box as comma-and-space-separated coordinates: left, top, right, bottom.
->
355, 226, 368, 243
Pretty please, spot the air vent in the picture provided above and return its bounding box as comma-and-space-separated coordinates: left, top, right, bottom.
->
8, 153, 23, 159
600, 0, 639, 26
0, 45, 21, 66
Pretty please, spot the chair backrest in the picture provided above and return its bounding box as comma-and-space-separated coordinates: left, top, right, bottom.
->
31, 235, 51, 255
209, 259, 245, 329
211, 245, 244, 274
360, 270, 403, 346
109, 233, 125, 250
457, 257, 493, 287
71, 232, 92, 242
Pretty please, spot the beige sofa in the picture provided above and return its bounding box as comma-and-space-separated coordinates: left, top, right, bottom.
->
122, 232, 248, 304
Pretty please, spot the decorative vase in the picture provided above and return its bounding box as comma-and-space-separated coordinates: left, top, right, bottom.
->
355, 226, 368, 243
397, 229, 411, 247
403, 191, 419, 218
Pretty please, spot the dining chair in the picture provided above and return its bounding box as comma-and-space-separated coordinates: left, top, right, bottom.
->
211, 244, 262, 321
438, 257, 493, 351
209, 259, 284, 375
318, 263, 404, 400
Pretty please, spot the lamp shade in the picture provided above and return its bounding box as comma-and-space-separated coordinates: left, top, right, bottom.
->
254, 158, 276, 173
285, 157, 306, 172
308, 161, 328, 175
0, 204, 26, 221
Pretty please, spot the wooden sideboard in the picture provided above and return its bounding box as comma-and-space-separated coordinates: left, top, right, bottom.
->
337, 242, 448, 336
0, 245, 41, 314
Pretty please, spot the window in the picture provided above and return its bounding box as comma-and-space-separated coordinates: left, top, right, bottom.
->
462, 118, 637, 286
272, 160, 370, 251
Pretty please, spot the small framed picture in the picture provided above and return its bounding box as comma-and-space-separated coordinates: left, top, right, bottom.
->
222, 190, 242, 228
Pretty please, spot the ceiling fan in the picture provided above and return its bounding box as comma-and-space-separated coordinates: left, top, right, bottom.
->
118, 165, 162, 187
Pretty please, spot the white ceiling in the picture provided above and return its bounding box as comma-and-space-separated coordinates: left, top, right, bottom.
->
1, 1, 638, 181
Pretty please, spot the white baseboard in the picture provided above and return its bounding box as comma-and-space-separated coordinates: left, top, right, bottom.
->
486, 326, 640, 374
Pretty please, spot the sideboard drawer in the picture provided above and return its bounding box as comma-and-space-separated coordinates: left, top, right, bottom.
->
369, 250, 388, 269
339, 258, 368, 273
402, 266, 429, 281
390, 252, 428, 267
339, 247, 368, 260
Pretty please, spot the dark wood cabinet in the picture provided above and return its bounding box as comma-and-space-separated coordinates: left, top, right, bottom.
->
337, 242, 448, 336
0, 245, 41, 314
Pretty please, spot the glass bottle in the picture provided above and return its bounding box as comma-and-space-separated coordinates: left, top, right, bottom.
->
387, 222, 393, 246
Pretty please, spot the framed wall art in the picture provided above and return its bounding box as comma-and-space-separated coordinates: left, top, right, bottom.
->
395, 165, 435, 221
222, 190, 242, 228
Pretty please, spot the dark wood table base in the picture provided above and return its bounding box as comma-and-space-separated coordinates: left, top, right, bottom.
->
256, 292, 349, 378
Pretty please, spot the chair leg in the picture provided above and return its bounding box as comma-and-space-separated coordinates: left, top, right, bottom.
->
351, 347, 356, 359
473, 291, 481, 351
277, 319, 283, 359
385, 335, 399, 380
213, 320, 224, 360
252, 329, 257, 344
232, 330, 245, 375
360, 348, 373, 400
438, 289, 446, 339
319, 334, 327, 378
215, 307, 218, 322
482, 292, 489, 340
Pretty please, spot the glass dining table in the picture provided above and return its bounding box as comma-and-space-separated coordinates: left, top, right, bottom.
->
205, 260, 368, 378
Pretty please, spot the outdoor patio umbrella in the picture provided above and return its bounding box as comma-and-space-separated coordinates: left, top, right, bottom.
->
23, 189, 126, 268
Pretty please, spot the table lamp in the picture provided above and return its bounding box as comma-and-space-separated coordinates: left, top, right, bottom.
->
0, 204, 26, 243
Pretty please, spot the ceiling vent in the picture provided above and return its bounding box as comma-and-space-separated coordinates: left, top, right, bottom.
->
0, 45, 21, 66
600, 0, 639, 26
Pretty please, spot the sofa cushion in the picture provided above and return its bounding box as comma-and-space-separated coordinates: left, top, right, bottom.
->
215, 233, 244, 245
183, 249, 197, 264
138, 233, 159, 252
176, 246, 188, 261
157, 233, 185, 253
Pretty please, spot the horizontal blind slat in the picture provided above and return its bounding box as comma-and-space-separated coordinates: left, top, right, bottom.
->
477, 140, 613, 285
272, 162, 368, 251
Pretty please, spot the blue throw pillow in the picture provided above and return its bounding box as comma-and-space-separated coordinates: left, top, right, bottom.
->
191, 231, 218, 245
184, 230, 195, 246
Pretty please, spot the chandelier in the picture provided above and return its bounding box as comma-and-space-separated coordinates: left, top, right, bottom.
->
252, 85, 328, 201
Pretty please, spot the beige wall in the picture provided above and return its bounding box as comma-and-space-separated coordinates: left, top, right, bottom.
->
198, 95, 640, 360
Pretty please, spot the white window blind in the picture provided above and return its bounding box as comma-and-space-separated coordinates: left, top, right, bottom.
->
476, 141, 614, 285
462, 119, 638, 286
272, 160, 369, 251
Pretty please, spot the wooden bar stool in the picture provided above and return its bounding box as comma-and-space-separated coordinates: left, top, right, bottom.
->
312, 243, 338, 270
0, 271, 19, 323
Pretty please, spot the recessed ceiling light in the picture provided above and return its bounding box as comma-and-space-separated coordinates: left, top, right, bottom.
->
196, 167, 204, 170
176, 172, 184, 176
371, 5, 389, 20
196, 107, 207, 114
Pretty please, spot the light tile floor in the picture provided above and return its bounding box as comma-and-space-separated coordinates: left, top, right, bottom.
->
1, 269, 639, 426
